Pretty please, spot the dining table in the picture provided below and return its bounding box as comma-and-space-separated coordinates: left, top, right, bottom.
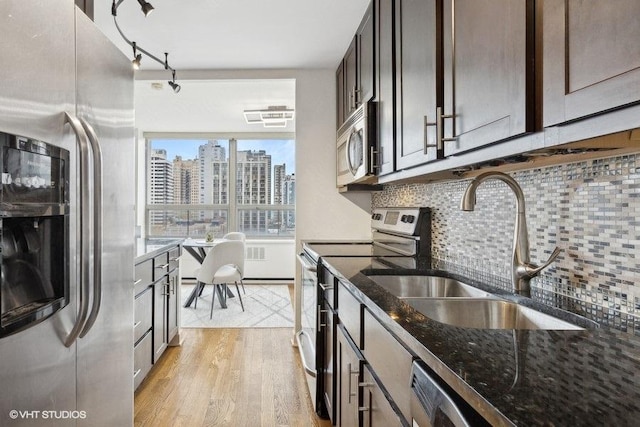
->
182, 239, 235, 308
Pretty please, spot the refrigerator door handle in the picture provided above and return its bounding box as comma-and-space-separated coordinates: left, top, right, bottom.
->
64, 112, 94, 348
79, 117, 103, 338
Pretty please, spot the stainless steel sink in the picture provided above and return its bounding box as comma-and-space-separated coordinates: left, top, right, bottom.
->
366, 275, 495, 298
403, 298, 585, 330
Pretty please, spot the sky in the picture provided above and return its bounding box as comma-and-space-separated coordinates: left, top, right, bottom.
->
151, 138, 296, 174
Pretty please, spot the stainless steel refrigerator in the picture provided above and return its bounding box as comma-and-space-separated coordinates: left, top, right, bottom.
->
0, 1, 135, 426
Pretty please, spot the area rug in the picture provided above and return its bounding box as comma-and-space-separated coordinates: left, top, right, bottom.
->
180, 283, 294, 328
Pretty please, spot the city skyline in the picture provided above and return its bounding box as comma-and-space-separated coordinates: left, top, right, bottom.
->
151, 138, 296, 174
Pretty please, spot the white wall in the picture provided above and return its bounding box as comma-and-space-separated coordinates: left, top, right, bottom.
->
180, 239, 296, 280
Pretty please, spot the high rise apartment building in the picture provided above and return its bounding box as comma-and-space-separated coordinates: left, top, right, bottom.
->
149, 149, 174, 225
274, 164, 286, 205
283, 174, 296, 228
236, 150, 272, 233
199, 141, 227, 205
173, 156, 200, 204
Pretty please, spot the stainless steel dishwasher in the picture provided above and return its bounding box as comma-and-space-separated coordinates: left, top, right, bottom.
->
410, 361, 488, 427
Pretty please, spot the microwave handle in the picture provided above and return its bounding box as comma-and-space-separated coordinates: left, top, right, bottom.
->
63, 112, 93, 348
78, 117, 103, 338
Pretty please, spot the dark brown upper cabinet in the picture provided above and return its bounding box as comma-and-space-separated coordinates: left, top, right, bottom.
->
358, 3, 376, 106
442, 0, 536, 157
336, 61, 346, 129
394, 0, 442, 170
336, 3, 376, 130
375, 0, 396, 176
344, 37, 358, 120
543, 0, 640, 127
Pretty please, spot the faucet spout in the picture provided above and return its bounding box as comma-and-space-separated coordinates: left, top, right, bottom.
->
460, 171, 560, 297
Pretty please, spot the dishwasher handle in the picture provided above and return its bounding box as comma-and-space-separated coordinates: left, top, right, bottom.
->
410, 361, 471, 427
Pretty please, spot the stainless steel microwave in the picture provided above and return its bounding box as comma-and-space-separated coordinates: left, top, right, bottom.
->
336, 101, 377, 187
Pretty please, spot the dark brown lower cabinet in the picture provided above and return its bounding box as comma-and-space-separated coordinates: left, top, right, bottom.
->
337, 324, 363, 427
361, 364, 406, 427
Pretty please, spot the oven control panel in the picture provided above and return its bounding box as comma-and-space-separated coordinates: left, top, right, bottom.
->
371, 207, 430, 236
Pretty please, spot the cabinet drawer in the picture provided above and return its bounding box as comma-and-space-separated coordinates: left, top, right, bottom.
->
168, 246, 181, 271
153, 252, 169, 280
134, 287, 153, 344
134, 330, 152, 390
338, 281, 362, 348
134, 258, 153, 295
363, 308, 414, 422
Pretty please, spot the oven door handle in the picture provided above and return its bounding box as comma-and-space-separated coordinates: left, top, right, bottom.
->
78, 117, 103, 338
296, 253, 317, 273
295, 330, 317, 377
64, 112, 93, 348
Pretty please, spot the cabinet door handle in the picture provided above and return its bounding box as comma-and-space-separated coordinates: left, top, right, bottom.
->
134, 320, 142, 328
156, 263, 169, 269
319, 282, 333, 291
348, 363, 359, 403
161, 283, 170, 296
133, 369, 141, 378
437, 106, 456, 150
358, 406, 370, 413
424, 115, 438, 153
369, 146, 378, 173
319, 309, 329, 328
134, 279, 142, 285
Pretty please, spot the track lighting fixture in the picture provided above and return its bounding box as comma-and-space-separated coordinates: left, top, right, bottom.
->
112, 0, 180, 94
137, 0, 154, 16
168, 71, 181, 93
131, 42, 142, 70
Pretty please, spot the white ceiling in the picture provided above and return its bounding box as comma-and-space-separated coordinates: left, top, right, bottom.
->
93, 0, 368, 133
134, 78, 297, 133
94, 0, 370, 70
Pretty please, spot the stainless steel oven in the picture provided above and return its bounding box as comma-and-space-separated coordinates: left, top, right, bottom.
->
295, 250, 319, 409
296, 207, 432, 420
337, 101, 377, 187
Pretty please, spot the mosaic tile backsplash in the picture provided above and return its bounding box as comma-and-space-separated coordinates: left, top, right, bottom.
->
373, 154, 640, 332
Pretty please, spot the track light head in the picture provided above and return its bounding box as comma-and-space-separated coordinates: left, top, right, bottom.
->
168, 80, 181, 93
137, 0, 154, 16
168, 70, 180, 93
132, 53, 142, 70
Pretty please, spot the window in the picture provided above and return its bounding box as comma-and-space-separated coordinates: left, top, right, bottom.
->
146, 137, 295, 239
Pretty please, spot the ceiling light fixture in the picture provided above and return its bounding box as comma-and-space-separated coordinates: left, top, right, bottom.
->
131, 42, 142, 69
168, 70, 181, 93
136, 0, 154, 16
243, 106, 295, 128
112, 0, 180, 94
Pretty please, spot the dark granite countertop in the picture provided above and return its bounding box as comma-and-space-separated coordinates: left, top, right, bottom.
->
320, 255, 640, 427
135, 238, 183, 263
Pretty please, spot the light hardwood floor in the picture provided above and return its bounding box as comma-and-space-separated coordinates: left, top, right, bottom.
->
134, 328, 332, 427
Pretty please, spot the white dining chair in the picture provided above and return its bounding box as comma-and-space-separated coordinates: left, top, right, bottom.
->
222, 231, 246, 242
194, 239, 246, 317
221, 232, 246, 294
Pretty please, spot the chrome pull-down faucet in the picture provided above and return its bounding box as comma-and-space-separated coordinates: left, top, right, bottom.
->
460, 171, 561, 297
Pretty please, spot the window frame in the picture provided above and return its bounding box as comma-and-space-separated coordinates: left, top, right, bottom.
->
144, 132, 295, 239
